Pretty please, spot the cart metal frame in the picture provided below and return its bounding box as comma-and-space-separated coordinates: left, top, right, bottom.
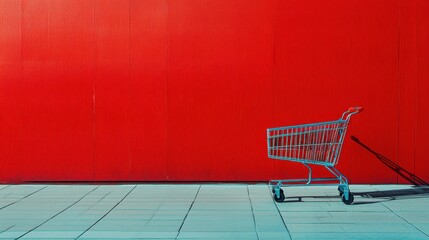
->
267, 107, 363, 204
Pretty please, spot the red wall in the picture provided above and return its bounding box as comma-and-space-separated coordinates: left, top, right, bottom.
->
1, 0, 428, 183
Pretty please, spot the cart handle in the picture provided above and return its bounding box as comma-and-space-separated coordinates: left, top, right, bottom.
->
348, 107, 364, 113
342, 106, 364, 120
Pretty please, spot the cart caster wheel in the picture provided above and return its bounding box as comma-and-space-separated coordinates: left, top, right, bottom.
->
274, 189, 285, 203
338, 186, 348, 196
341, 193, 354, 205
338, 186, 344, 196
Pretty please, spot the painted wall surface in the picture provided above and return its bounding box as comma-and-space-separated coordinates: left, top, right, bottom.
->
0, 0, 428, 183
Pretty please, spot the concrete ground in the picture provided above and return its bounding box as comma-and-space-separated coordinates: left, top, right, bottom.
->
0, 184, 428, 240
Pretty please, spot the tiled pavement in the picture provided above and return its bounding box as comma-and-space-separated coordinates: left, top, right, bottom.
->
0, 184, 428, 239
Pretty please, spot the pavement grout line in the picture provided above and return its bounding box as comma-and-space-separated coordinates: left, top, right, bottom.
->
247, 186, 260, 240
270, 185, 293, 240
0, 225, 14, 235
75, 185, 137, 239
146, 204, 162, 223
0, 185, 48, 211
15, 185, 100, 239
380, 201, 429, 238
84, 191, 111, 212
175, 185, 201, 240
0, 185, 11, 192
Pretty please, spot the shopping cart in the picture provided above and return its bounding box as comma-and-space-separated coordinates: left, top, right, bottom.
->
267, 107, 363, 205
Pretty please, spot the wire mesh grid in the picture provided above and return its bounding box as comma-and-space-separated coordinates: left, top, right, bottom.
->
267, 120, 348, 166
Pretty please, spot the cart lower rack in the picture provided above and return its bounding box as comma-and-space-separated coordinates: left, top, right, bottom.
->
267, 107, 363, 205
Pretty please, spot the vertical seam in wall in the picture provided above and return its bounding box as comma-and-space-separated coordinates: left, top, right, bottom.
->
166, 0, 170, 180
272, 0, 277, 179
128, 0, 132, 180
91, 0, 96, 182
396, 0, 400, 184
20, 0, 22, 77
413, 0, 418, 178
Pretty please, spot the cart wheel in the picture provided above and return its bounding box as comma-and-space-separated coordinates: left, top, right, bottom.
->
341, 193, 354, 205
274, 189, 285, 203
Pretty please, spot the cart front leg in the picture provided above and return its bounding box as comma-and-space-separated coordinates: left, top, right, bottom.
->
270, 181, 285, 202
